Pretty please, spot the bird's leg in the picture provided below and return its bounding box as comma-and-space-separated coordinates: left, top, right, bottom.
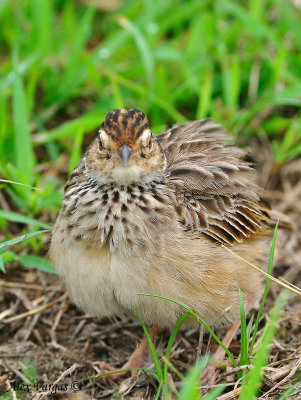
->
96, 326, 160, 380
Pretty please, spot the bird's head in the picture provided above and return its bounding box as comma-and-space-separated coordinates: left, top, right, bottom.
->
85, 109, 166, 185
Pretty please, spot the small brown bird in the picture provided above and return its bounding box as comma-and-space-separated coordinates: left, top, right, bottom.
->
50, 109, 271, 373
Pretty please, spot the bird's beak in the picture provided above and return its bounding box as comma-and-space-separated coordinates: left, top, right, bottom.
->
118, 143, 132, 166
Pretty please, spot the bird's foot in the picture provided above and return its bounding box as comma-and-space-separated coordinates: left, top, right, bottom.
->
96, 326, 159, 380
95, 355, 144, 380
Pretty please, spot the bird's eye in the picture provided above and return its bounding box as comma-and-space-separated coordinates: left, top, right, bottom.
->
99, 138, 103, 151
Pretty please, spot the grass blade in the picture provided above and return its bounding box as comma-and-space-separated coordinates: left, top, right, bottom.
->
176, 358, 207, 400
138, 293, 238, 368
132, 305, 164, 381
239, 289, 248, 376
0, 230, 50, 250
32, 113, 104, 144
12, 45, 35, 185
101, 68, 187, 123
249, 220, 279, 356
154, 380, 163, 400
0, 210, 51, 229
0, 179, 39, 190
164, 312, 191, 383
201, 384, 225, 400
276, 384, 300, 400
162, 355, 185, 381
69, 127, 84, 174
19, 255, 56, 274
117, 16, 154, 85
239, 290, 292, 400
196, 68, 213, 119
246, 314, 254, 351
32, 0, 54, 57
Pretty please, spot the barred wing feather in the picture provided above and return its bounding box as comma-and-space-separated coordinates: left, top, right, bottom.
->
157, 119, 271, 245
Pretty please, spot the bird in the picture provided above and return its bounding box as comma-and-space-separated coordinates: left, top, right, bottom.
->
50, 108, 272, 376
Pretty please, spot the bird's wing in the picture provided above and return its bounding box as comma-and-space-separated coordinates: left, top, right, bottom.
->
157, 119, 272, 245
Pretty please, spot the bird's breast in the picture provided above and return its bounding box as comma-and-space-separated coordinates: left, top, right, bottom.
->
61, 181, 175, 252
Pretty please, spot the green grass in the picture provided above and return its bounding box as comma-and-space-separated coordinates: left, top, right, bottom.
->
240, 290, 292, 400
0, 0, 300, 259
237, 220, 279, 381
